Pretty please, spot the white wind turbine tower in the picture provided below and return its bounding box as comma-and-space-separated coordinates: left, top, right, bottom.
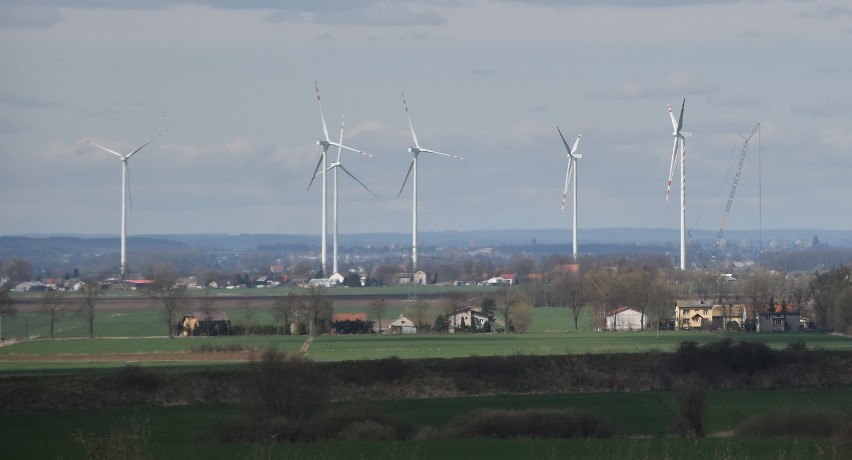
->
557, 127, 582, 261
82, 132, 163, 278
398, 93, 463, 273
310, 81, 370, 277
326, 115, 375, 278
665, 98, 691, 271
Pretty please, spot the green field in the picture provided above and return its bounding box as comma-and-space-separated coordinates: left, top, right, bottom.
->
3, 388, 850, 459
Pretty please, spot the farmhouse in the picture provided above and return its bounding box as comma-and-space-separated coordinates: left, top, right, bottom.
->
446, 306, 492, 333
605, 306, 647, 331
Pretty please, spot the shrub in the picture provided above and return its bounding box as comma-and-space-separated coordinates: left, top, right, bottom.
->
440, 408, 613, 439
786, 339, 808, 351
116, 365, 158, 392
73, 415, 151, 460
734, 409, 852, 438
304, 402, 413, 441
243, 349, 329, 421
669, 374, 708, 438
201, 415, 297, 444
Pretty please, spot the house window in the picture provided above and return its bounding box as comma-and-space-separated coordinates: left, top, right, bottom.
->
703, 309, 708, 315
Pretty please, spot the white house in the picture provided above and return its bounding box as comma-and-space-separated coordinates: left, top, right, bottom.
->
605, 306, 647, 331
308, 278, 338, 288
388, 315, 417, 334
446, 306, 492, 333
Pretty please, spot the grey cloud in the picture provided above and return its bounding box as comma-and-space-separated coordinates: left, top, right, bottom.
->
0, 93, 59, 109
588, 75, 719, 100
0, 5, 63, 28
800, 4, 852, 20
0, 117, 26, 134
266, 3, 446, 26
718, 94, 770, 109
790, 96, 852, 118
493, 0, 752, 7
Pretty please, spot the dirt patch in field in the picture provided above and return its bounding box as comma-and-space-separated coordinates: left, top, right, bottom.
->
0, 351, 255, 363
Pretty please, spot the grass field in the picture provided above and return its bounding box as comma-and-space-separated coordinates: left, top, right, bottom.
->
1, 330, 849, 373
3, 388, 850, 459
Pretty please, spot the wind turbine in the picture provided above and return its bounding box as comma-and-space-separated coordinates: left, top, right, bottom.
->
82, 132, 163, 278
327, 115, 375, 278
665, 98, 691, 271
310, 81, 370, 277
398, 92, 463, 273
557, 127, 582, 261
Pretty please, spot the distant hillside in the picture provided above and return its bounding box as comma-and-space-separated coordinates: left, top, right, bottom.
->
4, 228, 852, 252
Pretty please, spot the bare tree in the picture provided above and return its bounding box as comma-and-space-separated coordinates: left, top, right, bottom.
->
2, 258, 33, 283
585, 267, 618, 331
551, 271, 586, 331
0, 288, 17, 341
369, 298, 387, 334
740, 270, 775, 323
442, 290, 469, 314
508, 293, 534, 332
196, 291, 217, 336
620, 268, 657, 330
239, 301, 256, 337
406, 299, 431, 333
149, 263, 185, 338
77, 280, 101, 338
496, 284, 520, 332
40, 290, 66, 340
272, 293, 302, 335
372, 265, 400, 286
304, 285, 333, 337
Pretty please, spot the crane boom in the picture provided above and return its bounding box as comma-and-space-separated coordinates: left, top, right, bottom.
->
713, 123, 760, 267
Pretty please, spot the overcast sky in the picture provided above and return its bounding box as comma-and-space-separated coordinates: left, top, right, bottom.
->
1, 0, 850, 240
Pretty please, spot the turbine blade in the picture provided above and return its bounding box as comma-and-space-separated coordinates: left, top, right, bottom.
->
315, 80, 331, 141
397, 159, 415, 198
328, 141, 373, 158
81, 138, 123, 158
668, 104, 678, 132
666, 137, 678, 202
339, 164, 376, 196
307, 154, 323, 191
571, 131, 582, 155
402, 92, 420, 149
126, 132, 163, 158
677, 98, 685, 134
336, 115, 345, 162
561, 159, 572, 212
557, 126, 573, 154
419, 148, 463, 160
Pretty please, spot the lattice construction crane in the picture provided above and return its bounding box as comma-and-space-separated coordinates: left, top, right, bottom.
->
711, 123, 760, 267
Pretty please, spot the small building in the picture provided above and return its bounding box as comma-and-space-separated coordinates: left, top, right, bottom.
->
308, 278, 337, 288
756, 310, 801, 333
126, 279, 155, 290
13, 281, 47, 292
387, 315, 417, 334
396, 270, 429, 285
446, 306, 492, 333
675, 300, 713, 330
333, 312, 367, 323
605, 306, 647, 331
180, 311, 231, 336
710, 304, 746, 331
